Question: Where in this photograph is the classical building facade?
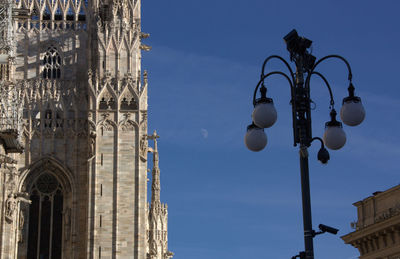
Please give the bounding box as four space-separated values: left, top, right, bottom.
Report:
0 0 173 258
342 184 400 259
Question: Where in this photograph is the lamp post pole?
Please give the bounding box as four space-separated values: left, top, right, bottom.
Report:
245 29 366 259
293 47 314 259
299 147 314 259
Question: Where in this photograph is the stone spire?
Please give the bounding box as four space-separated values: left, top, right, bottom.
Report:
148 130 161 205
147 131 174 259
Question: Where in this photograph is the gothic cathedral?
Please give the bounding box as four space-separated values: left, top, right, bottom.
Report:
0 0 173 258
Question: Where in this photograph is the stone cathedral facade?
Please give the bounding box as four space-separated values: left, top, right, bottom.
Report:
0 0 173 258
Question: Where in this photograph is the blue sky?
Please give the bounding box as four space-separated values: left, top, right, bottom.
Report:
141 1 400 258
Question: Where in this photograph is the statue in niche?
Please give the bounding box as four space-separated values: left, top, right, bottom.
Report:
5 194 17 221
139 135 148 161
140 112 148 132
88 131 96 159
5 193 31 223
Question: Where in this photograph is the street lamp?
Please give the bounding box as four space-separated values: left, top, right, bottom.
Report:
244 29 365 259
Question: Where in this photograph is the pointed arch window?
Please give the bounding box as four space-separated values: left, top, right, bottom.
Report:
27 173 63 259
43 46 61 79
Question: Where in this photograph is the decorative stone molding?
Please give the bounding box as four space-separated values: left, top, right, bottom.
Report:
374 205 400 224
342 185 400 258
14 0 88 33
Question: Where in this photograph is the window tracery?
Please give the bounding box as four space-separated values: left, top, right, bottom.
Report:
42 46 61 79
27 173 63 259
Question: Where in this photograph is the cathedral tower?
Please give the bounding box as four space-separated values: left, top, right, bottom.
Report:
0 0 172 258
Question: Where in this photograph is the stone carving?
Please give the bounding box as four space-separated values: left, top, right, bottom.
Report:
5 167 17 194
149 241 157 257
14 0 88 33
140 44 152 51
164 250 174 259
88 131 96 159
5 195 17 221
88 69 93 84
103 71 112 84
140 111 148 132
120 113 135 131
140 134 148 162
0 154 17 165
0 82 24 134
5 193 31 223
13 79 89 140
140 32 150 39
98 113 114 131
122 72 135 86
374 203 400 224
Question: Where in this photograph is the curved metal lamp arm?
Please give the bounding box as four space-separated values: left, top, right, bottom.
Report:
310 137 330 164
261 55 296 83
310 71 335 108
253 71 294 106
310 54 353 81
304 55 353 107
310 137 325 149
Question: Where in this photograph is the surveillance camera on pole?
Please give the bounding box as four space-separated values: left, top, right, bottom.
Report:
312 223 339 237
319 224 339 235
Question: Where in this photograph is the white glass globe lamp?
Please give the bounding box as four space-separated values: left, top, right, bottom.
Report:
244 124 267 152
340 83 365 126
252 101 277 128
323 109 346 150
252 85 277 128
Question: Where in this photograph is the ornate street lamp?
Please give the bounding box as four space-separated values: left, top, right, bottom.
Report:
244 29 365 259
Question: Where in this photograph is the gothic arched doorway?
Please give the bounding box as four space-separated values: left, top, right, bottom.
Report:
26 172 64 259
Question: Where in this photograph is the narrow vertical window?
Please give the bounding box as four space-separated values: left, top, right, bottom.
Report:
43 46 61 79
